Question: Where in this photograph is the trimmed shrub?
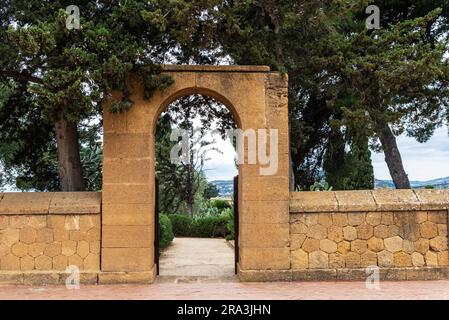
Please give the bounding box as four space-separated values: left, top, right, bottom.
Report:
159 214 174 249
169 214 193 237
191 214 230 238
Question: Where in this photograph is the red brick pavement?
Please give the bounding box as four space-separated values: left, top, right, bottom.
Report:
1 280 449 300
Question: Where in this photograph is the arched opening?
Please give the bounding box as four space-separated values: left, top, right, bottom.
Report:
154 92 240 281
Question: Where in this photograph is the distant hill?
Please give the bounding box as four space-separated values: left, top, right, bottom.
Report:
375 177 449 189
211 180 234 197
212 177 449 196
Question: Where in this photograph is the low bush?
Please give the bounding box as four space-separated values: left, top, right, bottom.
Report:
165 210 234 239
191 213 230 238
159 214 174 249
169 214 192 237
210 199 232 210
224 208 235 240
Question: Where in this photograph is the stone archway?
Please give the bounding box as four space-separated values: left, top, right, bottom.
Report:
101 65 290 283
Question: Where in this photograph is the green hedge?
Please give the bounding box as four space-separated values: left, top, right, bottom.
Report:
191 215 229 238
169 214 192 236
159 214 174 249
167 212 233 238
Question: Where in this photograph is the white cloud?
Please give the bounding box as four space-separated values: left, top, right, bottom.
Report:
372 126 449 181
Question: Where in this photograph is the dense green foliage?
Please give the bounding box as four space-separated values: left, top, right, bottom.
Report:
203 183 220 199
168 211 233 239
1 1 449 195
158 214 174 249
156 95 235 215
168 214 193 237
212 0 449 189
1 0 219 190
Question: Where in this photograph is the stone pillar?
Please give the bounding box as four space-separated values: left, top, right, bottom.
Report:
100 86 156 283
238 73 291 281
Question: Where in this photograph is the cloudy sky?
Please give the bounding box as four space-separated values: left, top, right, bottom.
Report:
203 125 449 182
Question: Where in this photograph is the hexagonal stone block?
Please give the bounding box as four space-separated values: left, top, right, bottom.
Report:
381 212 394 225
345 252 361 268
9 216 29 228
53 254 68 270
20 255 35 270
411 252 425 267
356 224 374 240
360 251 377 267
332 213 348 227
415 212 428 224
402 240 415 254
291 221 308 234
11 242 28 258
1 228 19 246
302 214 319 226
19 227 37 244
329 253 345 268
36 228 54 243
28 242 45 257
44 242 62 258
320 239 337 253
84 253 100 270
351 239 368 255
89 241 101 254
388 225 399 237
309 251 328 269
327 226 344 243
338 241 351 255
306 224 327 240
373 225 389 239
28 216 47 228
68 254 83 268
394 252 412 267
384 236 403 253
420 221 438 239
77 241 90 258
318 214 333 227
367 237 384 253
414 239 430 254
343 226 357 241
366 212 382 226
425 251 438 266
302 238 320 253
291 249 308 269
291 234 306 250
377 250 394 267
61 240 77 256
35 255 52 270
429 236 448 252
347 213 366 226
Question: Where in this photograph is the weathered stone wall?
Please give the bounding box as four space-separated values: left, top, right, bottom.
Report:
0 192 101 284
290 190 449 280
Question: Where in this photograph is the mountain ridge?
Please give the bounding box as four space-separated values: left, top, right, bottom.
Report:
211 177 449 196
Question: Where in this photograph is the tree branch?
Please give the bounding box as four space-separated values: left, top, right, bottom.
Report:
0 70 43 84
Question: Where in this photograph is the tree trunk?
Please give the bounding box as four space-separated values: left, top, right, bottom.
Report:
376 122 411 189
54 115 85 191
187 202 193 218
